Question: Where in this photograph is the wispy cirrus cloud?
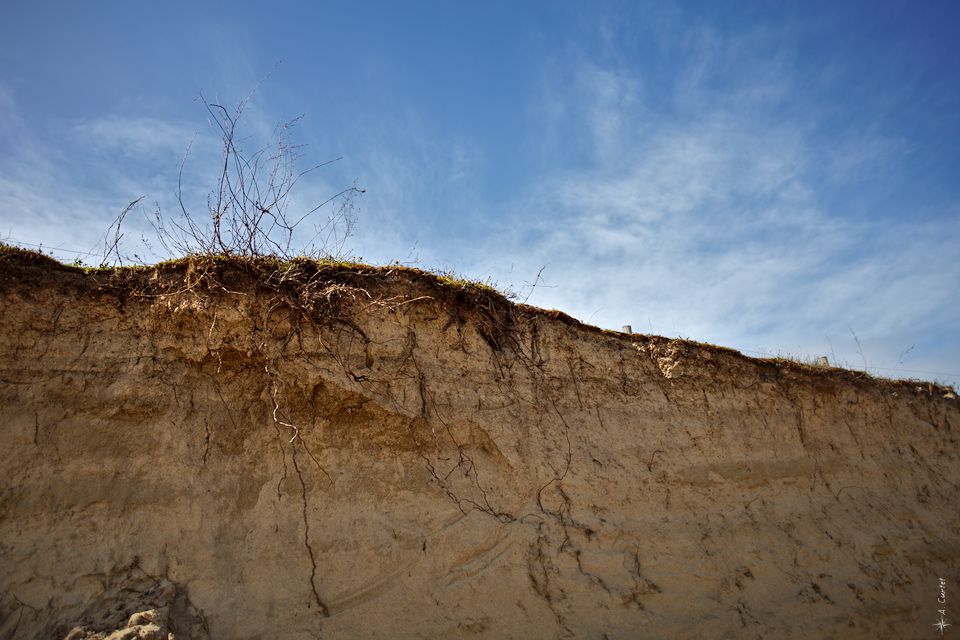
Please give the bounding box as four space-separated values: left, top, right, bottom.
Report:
446 17 960 387
0 88 359 262
0 88 209 260
72 116 196 158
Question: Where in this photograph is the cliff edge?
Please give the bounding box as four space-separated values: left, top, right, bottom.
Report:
1 248 957 639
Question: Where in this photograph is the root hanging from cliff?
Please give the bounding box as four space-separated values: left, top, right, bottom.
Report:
395 328 518 524
291 445 330 618
526 532 574 638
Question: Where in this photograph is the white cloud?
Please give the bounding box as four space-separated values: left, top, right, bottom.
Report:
72 116 196 158
453 26 960 388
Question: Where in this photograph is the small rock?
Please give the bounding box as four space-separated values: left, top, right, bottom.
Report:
128 609 160 626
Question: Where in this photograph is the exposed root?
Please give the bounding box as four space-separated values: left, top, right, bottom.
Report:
535 401 574 517
290 446 330 617
526 533 574 638
402 328 515 523
623 545 661 608
270 379 300 444
201 418 211 465
300 439 332 484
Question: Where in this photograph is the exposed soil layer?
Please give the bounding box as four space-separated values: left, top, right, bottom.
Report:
1 248 957 639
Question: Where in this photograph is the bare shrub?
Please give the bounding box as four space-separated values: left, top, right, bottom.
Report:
110 88 364 265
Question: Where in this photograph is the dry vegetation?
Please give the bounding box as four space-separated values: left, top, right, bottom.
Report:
1 242 953 399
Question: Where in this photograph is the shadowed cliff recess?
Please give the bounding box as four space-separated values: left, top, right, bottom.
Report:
0 246 957 639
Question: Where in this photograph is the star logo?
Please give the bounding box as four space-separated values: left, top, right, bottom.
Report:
934 616 951 635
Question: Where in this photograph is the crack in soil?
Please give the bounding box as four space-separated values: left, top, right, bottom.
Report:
291 445 329 617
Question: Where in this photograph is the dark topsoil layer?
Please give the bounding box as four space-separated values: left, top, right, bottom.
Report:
1 243 955 397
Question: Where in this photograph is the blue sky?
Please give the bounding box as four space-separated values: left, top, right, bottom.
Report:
2 1 959 387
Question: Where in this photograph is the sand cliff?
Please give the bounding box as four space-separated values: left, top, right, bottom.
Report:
0 249 957 639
